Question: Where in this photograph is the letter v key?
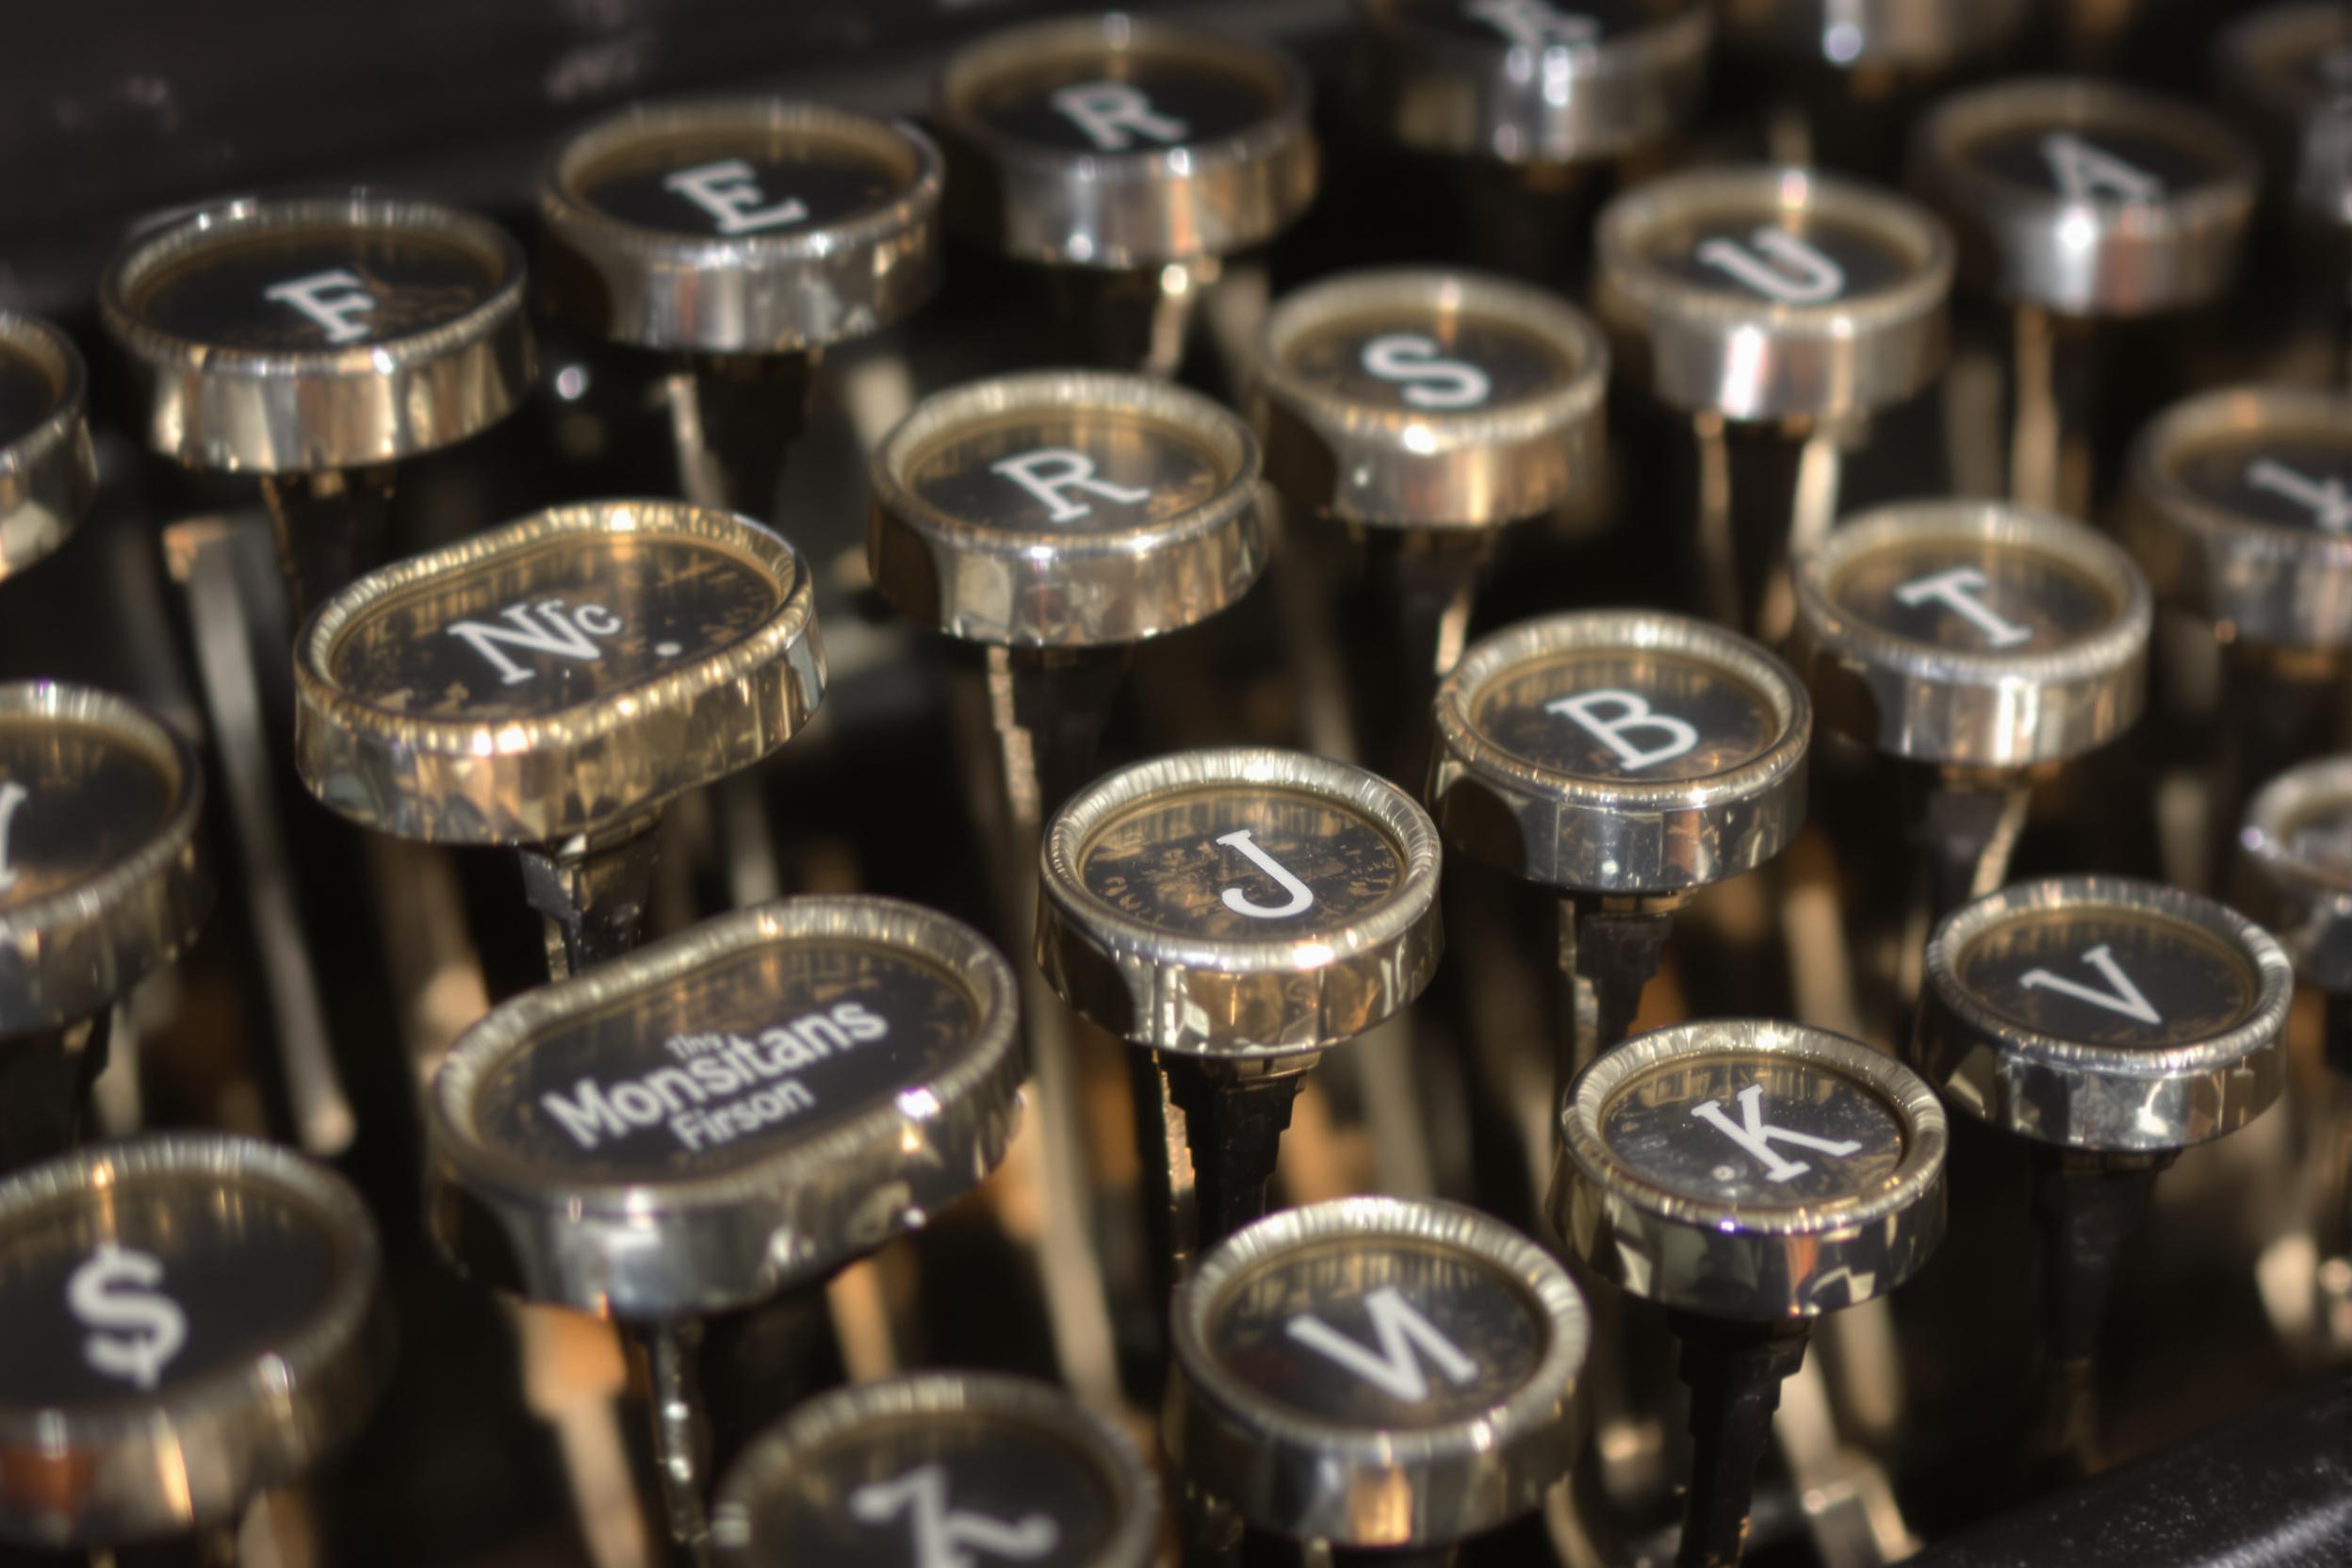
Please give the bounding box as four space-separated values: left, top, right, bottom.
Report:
2017 944 2161 1025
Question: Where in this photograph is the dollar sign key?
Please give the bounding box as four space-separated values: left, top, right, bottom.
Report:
67 1242 188 1391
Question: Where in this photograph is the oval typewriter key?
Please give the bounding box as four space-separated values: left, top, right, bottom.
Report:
432 895 1022 1562
1429 611 1810 1082
1912 79 2257 515
2127 385 2352 871
1255 268 1609 760
540 98 944 518
0 683 210 1171
0 1133 390 1551
1168 1196 1586 1558
1039 749 1443 1272
934 14 1317 373
1790 499 2150 913
1354 0 1713 168
712 1371 1156 1568
1595 165 1952 630
295 498 823 978
1917 877 2291 1471
0 313 96 583
1552 1019 1947 1568
101 191 532 615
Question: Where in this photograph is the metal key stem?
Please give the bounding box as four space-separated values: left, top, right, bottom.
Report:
256 465 399 626
625 1319 714 1568
2030 1148 2172 1480
671 351 815 521
0 1010 110 1174
1559 895 1681 1087
519 810 667 981
1669 1314 1814 1568
1045 257 1219 379
1909 766 2034 921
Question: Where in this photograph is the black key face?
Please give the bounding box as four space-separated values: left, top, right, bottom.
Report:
2165 432 2352 536
906 411 1227 536
967 57 1277 155
735 1411 1116 1568
324 534 786 724
574 127 907 238
1829 542 2118 655
1280 310 1578 413
1640 210 1917 303
1203 1237 1547 1428
1956 907 2260 1050
1381 0 1687 47
0 716 178 913
1600 1054 1907 1208
126 226 505 351
1466 648 1784 783
1955 124 2230 204
470 939 977 1182
1076 787 1407 939
0 337 60 451
2282 797 2352 889
0 1174 339 1408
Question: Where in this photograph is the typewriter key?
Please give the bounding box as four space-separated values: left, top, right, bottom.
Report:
295 498 824 979
712 1370 1156 1568
1357 0 1710 169
0 312 96 584
2127 385 2352 872
1430 612 1810 1084
934 14 1317 374
1167 1196 1586 1560
2219 4 2352 378
2245 758 2352 1073
1039 749 1443 1277
872 369 1266 820
1595 165 1952 632
1789 500 2150 914
1552 1019 1947 1568
1254 267 1609 765
540 98 943 518
0 683 210 1171
431 895 1023 1564
0 1133 390 1552
1917 876 2292 1469
101 191 533 616
1912 79 2258 514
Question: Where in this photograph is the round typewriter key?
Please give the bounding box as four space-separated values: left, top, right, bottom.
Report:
0 1133 390 1550
1917 876 2290 1469
1354 0 1712 168
712 1371 1156 1568
540 98 944 518
1168 1196 1586 1553
0 313 96 584
1255 269 1609 766
295 498 824 978
0 683 210 1171
1039 749 1442 1272
872 369 1266 816
2128 386 2352 873
2244 757 2352 1071
935 14 1317 372
1430 612 1810 1081
1595 165 1952 630
433 895 1022 1562
1720 0 2027 77
1912 79 2257 515
1791 500 2150 913
101 191 533 615
1552 1019 1946 1567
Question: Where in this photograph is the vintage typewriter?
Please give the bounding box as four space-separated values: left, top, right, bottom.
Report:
1 1 2348 1564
